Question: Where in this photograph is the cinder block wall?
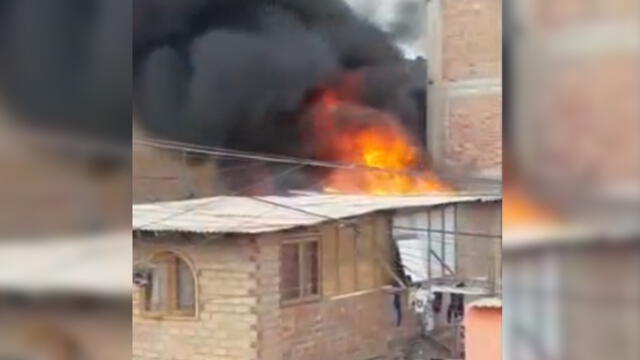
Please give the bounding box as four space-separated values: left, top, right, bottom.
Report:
133 235 259 360
255 230 421 360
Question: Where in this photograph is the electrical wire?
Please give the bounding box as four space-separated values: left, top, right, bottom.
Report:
135 137 503 188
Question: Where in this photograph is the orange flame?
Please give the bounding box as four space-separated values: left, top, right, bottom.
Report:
310 89 451 195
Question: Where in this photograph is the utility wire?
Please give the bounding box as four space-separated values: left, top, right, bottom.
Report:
135 138 502 188
135 160 271 181
249 197 500 240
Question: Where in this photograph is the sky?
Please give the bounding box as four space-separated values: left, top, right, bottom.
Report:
345 0 426 59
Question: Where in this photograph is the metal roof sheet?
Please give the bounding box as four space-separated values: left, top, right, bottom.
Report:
0 232 131 297
133 194 500 234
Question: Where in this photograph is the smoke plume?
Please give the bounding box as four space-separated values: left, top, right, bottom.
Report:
134 0 427 157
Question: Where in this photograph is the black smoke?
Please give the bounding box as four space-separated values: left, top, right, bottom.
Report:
0 0 131 147
134 0 427 157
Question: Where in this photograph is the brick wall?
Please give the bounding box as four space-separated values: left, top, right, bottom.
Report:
254 233 283 360
133 143 222 203
133 235 259 360
255 230 421 360
134 225 422 360
426 0 502 179
442 0 502 82
445 94 502 172
277 292 418 360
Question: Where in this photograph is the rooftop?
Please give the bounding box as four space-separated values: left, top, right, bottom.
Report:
133 194 500 234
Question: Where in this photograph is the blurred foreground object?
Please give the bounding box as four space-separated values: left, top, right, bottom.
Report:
507 0 640 223
0 1 131 359
504 0 640 357
503 0 640 360
0 0 131 143
0 125 131 237
0 0 131 237
503 221 640 360
0 232 132 360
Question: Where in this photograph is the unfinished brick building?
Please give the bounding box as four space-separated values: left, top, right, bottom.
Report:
132 194 500 360
424 0 502 178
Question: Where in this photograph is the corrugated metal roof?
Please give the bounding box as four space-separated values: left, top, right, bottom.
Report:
133 194 500 234
0 232 131 297
468 297 502 309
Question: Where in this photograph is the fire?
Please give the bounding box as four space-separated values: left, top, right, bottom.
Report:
309 86 450 195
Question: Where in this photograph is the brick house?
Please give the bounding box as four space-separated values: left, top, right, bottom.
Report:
132 194 500 360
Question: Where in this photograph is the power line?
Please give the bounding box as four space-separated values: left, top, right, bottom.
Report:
136 168 335 252
134 138 502 188
250 197 500 239
136 138 365 171
135 159 274 181
393 225 501 239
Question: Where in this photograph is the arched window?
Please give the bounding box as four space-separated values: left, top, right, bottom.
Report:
143 251 196 317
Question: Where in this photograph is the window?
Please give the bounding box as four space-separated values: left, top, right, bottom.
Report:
281 235 320 304
143 252 196 317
